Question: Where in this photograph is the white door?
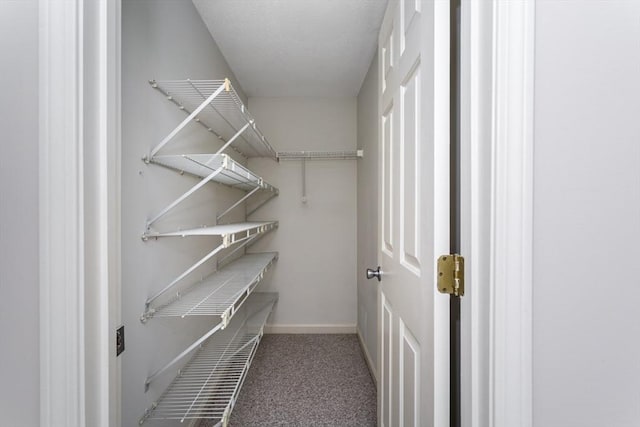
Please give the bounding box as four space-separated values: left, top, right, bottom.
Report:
376 0 450 426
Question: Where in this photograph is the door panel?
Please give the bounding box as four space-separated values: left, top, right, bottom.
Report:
377 0 450 425
382 106 394 255
400 319 420 427
400 64 421 274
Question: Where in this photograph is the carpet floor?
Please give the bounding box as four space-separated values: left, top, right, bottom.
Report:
199 334 377 427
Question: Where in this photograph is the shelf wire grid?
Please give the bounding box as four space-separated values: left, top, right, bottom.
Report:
145 221 278 239
148 252 277 320
151 153 278 193
140 293 277 425
150 79 276 159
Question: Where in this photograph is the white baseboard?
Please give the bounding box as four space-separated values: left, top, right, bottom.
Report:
263 324 356 334
357 328 378 386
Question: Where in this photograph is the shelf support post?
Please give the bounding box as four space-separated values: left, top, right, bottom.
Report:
217 186 261 222
144 163 226 231
246 191 279 217
144 321 226 392
214 122 251 156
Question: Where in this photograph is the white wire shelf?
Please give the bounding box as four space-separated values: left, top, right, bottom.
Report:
150 153 278 193
143 222 277 311
140 292 277 425
142 252 277 322
149 79 276 159
144 221 277 240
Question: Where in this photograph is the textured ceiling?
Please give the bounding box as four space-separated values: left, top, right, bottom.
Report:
192 0 388 97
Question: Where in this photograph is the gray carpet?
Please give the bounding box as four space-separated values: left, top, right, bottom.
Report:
201 334 377 426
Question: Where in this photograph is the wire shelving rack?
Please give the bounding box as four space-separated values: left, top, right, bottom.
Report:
142 252 277 323
140 292 277 426
145 153 278 229
148 79 276 159
140 77 280 426
143 222 277 313
151 153 278 192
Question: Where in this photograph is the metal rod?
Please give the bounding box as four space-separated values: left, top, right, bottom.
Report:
146 165 225 229
223 334 261 425
188 78 269 158
214 122 251 156
246 191 278 217
145 243 225 308
149 83 226 158
149 80 225 142
217 186 261 222
145 321 226 391
181 329 253 421
187 79 244 151
222 87 274 157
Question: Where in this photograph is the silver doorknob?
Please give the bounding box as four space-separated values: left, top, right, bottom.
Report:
366 266 382 281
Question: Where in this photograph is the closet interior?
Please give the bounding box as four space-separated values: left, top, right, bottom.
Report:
121 1 385 426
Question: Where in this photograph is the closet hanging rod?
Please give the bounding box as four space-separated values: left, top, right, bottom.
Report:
276 150 363 161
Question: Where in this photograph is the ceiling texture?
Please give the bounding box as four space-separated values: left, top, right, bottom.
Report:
193 0 388 97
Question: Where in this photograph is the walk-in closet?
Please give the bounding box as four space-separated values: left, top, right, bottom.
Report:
121 1 386 425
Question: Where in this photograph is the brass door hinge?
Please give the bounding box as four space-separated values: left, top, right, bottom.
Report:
437 254 465 297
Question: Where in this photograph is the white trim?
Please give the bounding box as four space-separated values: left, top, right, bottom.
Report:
461 1 494 426
39 0 86 425
263 324 357 334
357 328 378 385
489 1 534 427
39 1 122 426
82 1 122 426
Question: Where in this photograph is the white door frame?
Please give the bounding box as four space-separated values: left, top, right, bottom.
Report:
38 0 534 425
39 0 121 426
461 1 535 426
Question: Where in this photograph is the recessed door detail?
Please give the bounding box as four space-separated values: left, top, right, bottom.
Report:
400 64 421 274
382 106 394 256
381 296 394 427
383 30 393 90
400 320 421 427
401 0 420 53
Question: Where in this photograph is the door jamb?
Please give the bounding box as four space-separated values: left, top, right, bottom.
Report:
460 1 535 426
39 1 122 426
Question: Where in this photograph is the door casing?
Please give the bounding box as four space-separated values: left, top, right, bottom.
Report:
38 1 536 426
38 0 122 426
460 1 535 427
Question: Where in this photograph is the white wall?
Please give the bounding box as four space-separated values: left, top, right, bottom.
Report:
0 1 40 425
247 97 358 330
121 1 249 425
533 2 640 426
356 53 379 377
